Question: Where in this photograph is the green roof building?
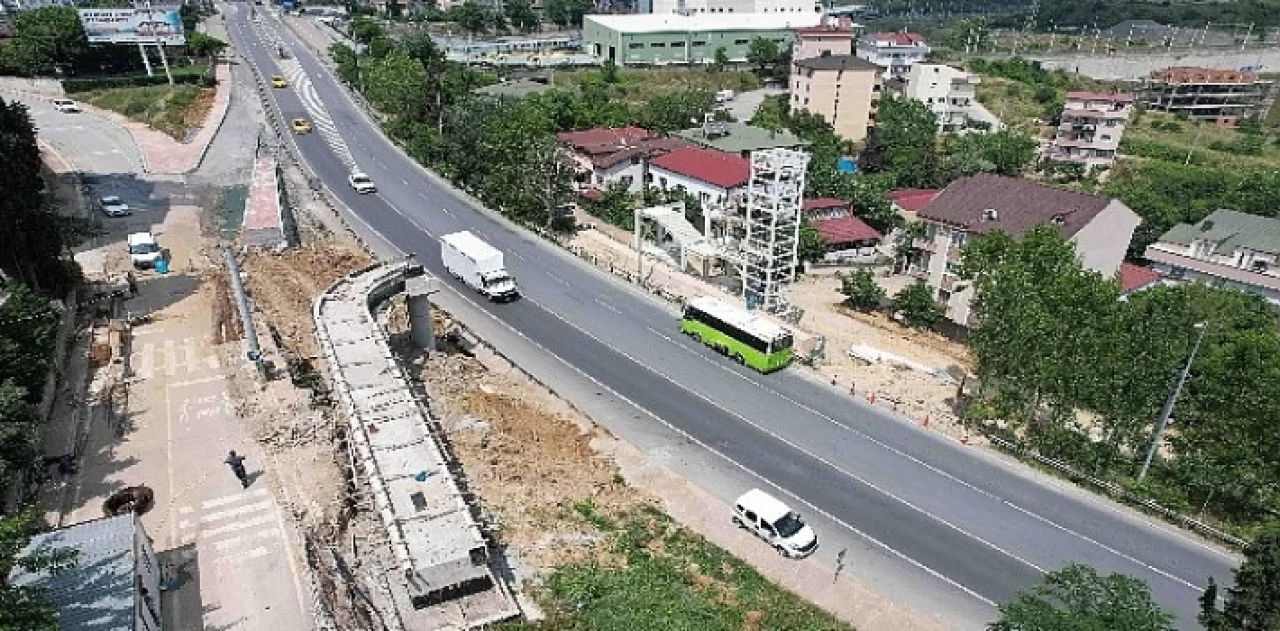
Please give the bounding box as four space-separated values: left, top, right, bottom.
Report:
1145 208 1280 306
583 13 824 67
674 121 808 158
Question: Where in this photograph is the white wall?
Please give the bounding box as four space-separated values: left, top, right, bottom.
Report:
1070 199 1140 276
648 165 743 207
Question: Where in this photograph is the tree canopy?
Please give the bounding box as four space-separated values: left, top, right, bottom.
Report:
991 564 1175 631
1202 529 1280 630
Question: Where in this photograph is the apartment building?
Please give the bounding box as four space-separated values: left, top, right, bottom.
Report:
1133 66 1275 126
900 63 980 131
1144 209 1280 306
790 52 882 142
910 174 1140 325
1047 91 1135 168
855 31 930 77
792 23 854 60
557 126 693 194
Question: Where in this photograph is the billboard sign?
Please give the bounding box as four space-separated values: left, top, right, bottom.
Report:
79 8 186 46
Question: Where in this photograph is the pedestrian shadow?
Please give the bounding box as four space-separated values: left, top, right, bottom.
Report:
244 470 264 488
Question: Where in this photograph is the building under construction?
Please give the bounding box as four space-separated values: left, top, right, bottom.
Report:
1131 66 1275 126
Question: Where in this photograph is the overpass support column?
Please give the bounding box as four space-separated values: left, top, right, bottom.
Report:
406 275 442 353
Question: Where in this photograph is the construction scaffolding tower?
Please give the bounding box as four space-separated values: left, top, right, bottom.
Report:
739 148 810 312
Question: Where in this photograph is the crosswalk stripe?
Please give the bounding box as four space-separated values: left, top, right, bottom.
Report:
200 500 274 523
202 488 271 509
213 528 281 551
215 546 271 564
201 514 278 538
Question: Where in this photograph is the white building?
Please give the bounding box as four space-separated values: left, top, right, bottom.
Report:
649 0 821 14
856 31 930 77
901 63 980 131
1145 209 1280 307
648 146 750 208
557 126 694 194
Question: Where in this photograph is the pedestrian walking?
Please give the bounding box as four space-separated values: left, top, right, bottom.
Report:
125 271 138 297
225 450 250 489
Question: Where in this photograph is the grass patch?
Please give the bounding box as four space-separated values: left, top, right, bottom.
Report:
1123 110 1280 169
512 503 851 631
553 66 761 108
78 84 215 140
973 77 1056 136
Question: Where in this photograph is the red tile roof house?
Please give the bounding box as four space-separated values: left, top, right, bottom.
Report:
556 126 693 196
911 174 1141 326
1117 262 1165 298
648 146 751 210
803 198 883 259
887 188 941 221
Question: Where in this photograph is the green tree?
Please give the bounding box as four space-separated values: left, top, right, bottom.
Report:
362 48 429 122
504 0 540 33
0 511 71 630
349 16 385 45
798 219 825 263
185 31 228 61
600 57 619 84
991 564 1175 631
712 46 730 72
861 95 940 188
891 281 944 329
1201 529 1280 630
942 129 1038 180
0 7 89 76
448 1 489 34
0 284 59 400
544 0 593 28
745 36 779 77
749 93 788 131
330 43 361 88
839 269 885 311
586 181 637 229
640 90 713 132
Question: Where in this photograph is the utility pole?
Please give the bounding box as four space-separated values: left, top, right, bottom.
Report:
1138 322 1208 482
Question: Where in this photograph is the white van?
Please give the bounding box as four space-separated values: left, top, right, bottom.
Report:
127 232 163 269
52 99 81 113
732 489 818 558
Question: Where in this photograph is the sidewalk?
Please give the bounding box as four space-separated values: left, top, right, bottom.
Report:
49 202 308 629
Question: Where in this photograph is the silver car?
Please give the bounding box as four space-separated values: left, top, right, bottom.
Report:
99 196 132 217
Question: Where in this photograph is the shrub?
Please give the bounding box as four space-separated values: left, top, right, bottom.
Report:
62 72 214 94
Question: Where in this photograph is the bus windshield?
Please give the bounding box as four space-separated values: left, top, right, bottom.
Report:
771 333 794 353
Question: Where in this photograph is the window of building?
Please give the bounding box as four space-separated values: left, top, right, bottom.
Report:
693 40 707 47
651 42 665 48
1100 134 1112 141
803 97 809 105
734 39 749 45
628 43 644 49
671 41 685 48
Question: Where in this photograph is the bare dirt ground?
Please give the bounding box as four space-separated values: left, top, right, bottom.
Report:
568 228 978 442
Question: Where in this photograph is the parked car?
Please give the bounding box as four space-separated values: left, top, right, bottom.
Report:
52 99 81 113
348 171 376 194
271 76 287 88
291 118 312 134
732 489 818 558
127 232 163 269
99 196 131 217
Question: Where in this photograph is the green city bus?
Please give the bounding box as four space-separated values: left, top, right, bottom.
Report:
681 295 794 373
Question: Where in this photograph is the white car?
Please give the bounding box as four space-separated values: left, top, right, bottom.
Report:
348 172 376 194
127 232 163 269
732 489 819 558
52 99 81 113
99 196 132 217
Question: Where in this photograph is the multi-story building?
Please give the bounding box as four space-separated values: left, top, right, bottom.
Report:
557 126 693 194
790 52 882 142
900 63 980 131
1132 66 1275 126
910 174 1140 325
648 0 821 13
1144 209 1280 306
583 13 824 66
1047 91 1134 168
792 22 854 60
648 146 751 208
674 120 807 159
855 31 930 77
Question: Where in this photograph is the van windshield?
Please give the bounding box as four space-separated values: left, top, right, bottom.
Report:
774 512 805 538
482 274 511 288
130 243 158 255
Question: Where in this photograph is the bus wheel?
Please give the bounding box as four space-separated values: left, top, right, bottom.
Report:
733 353 745 364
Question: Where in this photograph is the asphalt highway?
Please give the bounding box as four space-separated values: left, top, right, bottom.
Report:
224 6 1238 627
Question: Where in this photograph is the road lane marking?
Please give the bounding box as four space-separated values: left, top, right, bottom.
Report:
642 325 1221 588
429 285 998 607
594 298 621 315
440 207 454 217
200 500 274 523
169 375 224 389
201 514 278 538
202 488 271 509
547 272 570 286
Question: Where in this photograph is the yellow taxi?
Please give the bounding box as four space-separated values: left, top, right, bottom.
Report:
271 75 287 88
291 118 312 134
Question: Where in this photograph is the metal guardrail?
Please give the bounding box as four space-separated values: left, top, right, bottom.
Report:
985 434 1249 550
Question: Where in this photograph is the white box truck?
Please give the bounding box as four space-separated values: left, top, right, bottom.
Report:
440 231 519 302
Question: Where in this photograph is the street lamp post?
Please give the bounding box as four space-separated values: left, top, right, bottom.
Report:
1137 321 1209 482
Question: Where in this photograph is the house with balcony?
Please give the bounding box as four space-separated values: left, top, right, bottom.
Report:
1048 91 1134 168
855 31 930 78
792 22 854 60
557 126 694 195
910 174 1140 325
648 146 751 208
900 64 980 131
1144 209 1280 306
803 198 881 259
